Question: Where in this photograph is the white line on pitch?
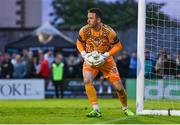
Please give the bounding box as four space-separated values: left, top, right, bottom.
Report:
97 116 135 124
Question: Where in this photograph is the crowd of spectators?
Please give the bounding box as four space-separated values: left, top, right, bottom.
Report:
0 49 136 80
1 48 180 80
0 49 83 79
145 48 180 79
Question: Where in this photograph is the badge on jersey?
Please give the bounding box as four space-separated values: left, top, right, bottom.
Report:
94 37 101 46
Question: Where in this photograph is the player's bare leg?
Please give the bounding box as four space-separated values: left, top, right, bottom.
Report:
83 71 102 117
112 80 134 116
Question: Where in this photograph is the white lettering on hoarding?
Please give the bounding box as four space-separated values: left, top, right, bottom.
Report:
0 79 44 99
145 80 180 99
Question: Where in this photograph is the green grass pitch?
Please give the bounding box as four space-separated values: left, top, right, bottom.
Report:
0 99 179 124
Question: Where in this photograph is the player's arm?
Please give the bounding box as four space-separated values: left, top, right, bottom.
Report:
76 28 87 58
76 39 85 53
108 41 122 56
76 28 93 62
76 29 94 66
102 30 123 58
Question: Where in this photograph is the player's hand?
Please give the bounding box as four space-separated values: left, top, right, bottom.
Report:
101 52 110 59
93 58 104 67
81 51 91 59
92 52 109 67
80 51 93 66
92 53 105 67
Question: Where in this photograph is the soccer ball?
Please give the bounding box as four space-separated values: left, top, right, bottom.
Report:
85 51 104 67
87 51 100 64
37 32 53 44
90 51 100 60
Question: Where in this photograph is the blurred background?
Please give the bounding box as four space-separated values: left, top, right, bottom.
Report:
0 0 179 99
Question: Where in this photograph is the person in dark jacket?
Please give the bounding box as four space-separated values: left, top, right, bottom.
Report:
22 49 36 78
1 53 13 78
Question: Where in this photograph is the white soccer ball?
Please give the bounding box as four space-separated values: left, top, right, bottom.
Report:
85 51 104 67
91 51 100 60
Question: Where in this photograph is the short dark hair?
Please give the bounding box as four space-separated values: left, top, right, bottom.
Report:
88 8 103 20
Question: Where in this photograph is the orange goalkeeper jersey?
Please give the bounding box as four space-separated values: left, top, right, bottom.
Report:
77 24 121 54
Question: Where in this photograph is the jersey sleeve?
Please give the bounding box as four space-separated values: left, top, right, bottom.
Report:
78 28 85 43
108 29 120 45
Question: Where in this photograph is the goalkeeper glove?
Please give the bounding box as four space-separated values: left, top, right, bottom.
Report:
102 52 110 59
81 51 87 59
92 52 106 67
93 58 105 67
80 51 93 66
92 52 109 67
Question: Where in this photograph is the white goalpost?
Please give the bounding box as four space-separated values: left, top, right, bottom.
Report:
136 0 145 115
136 0 180 116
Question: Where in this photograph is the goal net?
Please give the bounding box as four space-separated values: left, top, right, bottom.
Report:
137 0 180 116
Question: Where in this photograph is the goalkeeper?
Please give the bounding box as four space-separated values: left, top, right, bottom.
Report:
76 8 134 117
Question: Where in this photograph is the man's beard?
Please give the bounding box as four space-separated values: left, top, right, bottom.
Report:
91 22 99 29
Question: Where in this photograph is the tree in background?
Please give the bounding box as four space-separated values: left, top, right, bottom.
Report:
50 0 177 30
50 0 138 30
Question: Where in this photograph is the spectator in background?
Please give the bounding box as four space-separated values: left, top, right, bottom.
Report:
1 53 13 78
51 53 65 98
155 49 166 78
37 51 50 92
75 53 84 78
176 53 180 78
44 49 54 67
145 50 155 78
33 56 39 76
116 51 130 89
22 49 36 78
11 52 17 65
35 49 43 74
29 50 37 77
65 54 77 78
176 53 180 66
12 54 26 78
128 52 137 78
164 54 176 78
116 51 130 78
0 52 4 78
